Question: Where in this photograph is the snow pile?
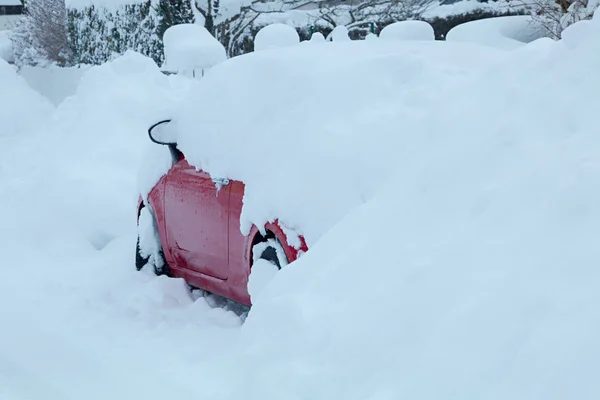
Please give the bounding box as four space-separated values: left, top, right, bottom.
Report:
447 15 545 49
254 23 300 51
329 25 350 41
0 30 13 62
162 23 226 72
309 32 325 43
1 49 239 399
156 41 502 248
225 17 600 400
379 20 435 41
4 51 194 249
0 58 53 138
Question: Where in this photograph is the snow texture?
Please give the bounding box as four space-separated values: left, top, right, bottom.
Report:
379 20 435 41
157 40 503 248
0 58 53 138
2 14 600 400
446 15 546 49
162 23 227 72
19 65 92 105
254 23 300 52
231 17 600 400
0 30 13 62
330 25 350 41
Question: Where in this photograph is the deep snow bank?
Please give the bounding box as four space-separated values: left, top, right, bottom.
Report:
162 41 503 247
3 51 194 250
230 16 600 400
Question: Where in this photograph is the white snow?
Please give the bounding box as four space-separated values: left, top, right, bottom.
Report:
19 64 92 105
446 15 546 49
329 24 350 41
0 58 53 137
254 23 300 52
379 20 435 41
159 40 503 248
309 31 325 42
0 30 13 62
2 12 600 400
162 23 227 73
229 17 600 400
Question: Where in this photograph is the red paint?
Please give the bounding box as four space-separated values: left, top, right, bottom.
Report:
143 156 309 307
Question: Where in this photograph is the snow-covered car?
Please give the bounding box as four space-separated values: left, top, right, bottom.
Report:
136 119 308 306
135 38 502 307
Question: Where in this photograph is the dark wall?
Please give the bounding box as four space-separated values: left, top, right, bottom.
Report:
0 5 24 15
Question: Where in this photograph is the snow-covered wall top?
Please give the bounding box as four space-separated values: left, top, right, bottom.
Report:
0 0 21 6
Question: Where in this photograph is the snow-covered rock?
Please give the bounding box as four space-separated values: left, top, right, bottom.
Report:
379 20 435 41
162 23 226 73
254 23 300 51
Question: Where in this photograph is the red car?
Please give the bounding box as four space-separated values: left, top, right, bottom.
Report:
136 120 308 306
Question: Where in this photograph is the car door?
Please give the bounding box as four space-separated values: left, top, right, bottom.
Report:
163 159 230 280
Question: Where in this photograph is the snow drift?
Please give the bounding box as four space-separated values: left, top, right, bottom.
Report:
160 40 503 247
228 14 600 400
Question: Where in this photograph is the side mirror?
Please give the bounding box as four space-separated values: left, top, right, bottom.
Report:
148 119 177 145
148 119 183 164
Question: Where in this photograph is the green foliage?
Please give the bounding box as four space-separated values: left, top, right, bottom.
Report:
156 0 195 40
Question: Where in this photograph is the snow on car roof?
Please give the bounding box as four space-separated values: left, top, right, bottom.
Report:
165 40 503 246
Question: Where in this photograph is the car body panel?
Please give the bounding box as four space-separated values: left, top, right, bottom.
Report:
142 156 308 307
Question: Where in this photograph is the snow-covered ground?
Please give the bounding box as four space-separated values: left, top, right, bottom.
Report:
2 12 600 400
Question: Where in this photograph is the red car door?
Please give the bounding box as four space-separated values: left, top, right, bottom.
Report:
164 159 231 280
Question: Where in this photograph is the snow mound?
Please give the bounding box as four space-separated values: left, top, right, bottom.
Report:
330 25 350 41
0 59 53 138
254 23 300 51
447 15 545 50
150 41 502 248
162 23 226 72
309 32 325 42
379 20 435 41
0 30 13 63
4 51 194 248
228 19 600 400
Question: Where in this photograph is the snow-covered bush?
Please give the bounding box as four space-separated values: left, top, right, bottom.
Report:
66 2 163 65
10 0 70 66
516 0 599 38
162 23 226 73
